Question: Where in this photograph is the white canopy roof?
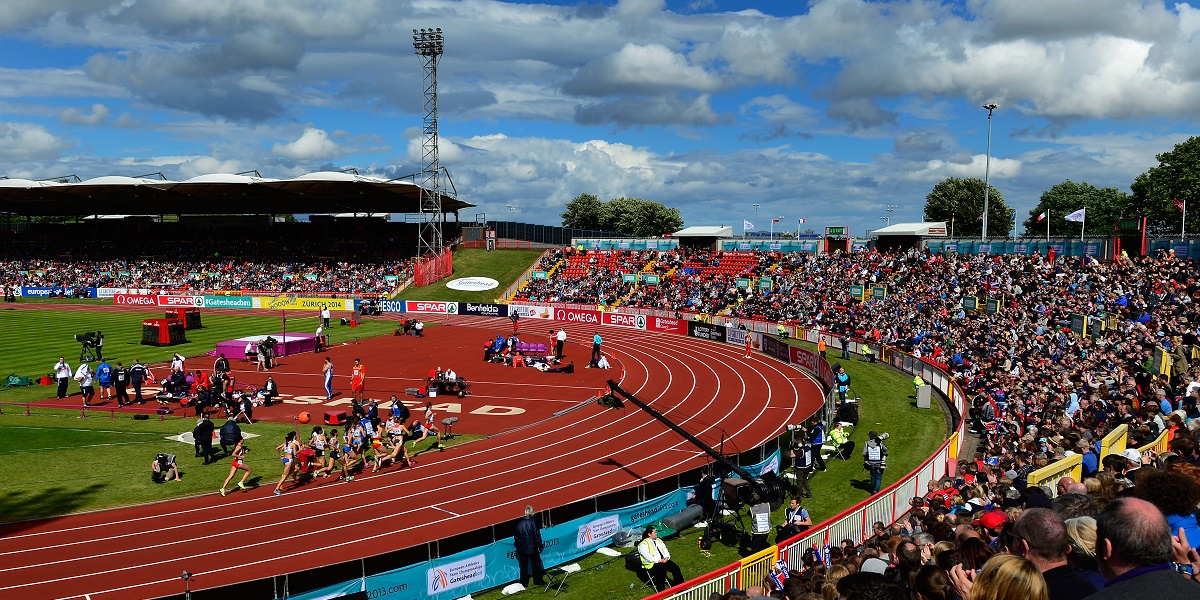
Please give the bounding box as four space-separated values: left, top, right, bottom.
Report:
873 222 948 237
673 225 734 238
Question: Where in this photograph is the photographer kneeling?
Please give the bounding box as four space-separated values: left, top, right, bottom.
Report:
776 495 812 543
151 453 181 483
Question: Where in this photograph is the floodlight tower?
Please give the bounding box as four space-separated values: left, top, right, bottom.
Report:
413 27 445 259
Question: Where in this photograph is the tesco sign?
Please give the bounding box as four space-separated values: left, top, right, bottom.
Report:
157 295 204 307
554 308 600 324
113 294 158 306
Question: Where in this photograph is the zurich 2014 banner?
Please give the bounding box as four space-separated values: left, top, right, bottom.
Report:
289 488 691 600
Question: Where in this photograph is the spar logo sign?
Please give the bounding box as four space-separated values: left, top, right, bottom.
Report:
427 555 486 595
790 346 819 372
554 308 599 324
602 312 646 330
409 301 457 314
577 515 621 548
156 295 204 307
114 294 158 306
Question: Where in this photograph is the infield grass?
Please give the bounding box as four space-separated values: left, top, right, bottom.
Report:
396 248 544 303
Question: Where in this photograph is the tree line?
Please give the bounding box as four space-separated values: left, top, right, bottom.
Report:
924 136 1200 238
559 194 684 237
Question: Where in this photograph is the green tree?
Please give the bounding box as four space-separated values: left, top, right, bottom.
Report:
1130 136 1200 236
1023 181 1130 238
563 194 683 236
560 193 605 229
923 177 1013 238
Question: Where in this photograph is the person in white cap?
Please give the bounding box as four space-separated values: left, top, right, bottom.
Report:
1120 448 1144 482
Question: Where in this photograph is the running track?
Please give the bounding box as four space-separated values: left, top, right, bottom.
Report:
0 314 824 600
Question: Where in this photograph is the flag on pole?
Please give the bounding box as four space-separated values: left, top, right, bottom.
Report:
798 218 806 224
744 220 754 231
1036 211 1047 222
772 218 781 223
1065 208 1086 222
1175 198 1186 211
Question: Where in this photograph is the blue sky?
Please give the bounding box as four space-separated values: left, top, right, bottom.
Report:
1 0 1198 236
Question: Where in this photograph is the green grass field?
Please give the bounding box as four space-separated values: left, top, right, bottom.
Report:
396 248 544 303
0 410 480 522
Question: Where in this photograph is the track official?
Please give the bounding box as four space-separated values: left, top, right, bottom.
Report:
513 505 545 588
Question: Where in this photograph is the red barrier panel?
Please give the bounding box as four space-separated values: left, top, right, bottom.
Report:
414 252 453 287
646 315 687 334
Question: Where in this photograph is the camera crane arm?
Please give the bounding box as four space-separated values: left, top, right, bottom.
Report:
602 380 757 483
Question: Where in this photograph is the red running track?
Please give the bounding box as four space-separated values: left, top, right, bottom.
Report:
0 315 824 600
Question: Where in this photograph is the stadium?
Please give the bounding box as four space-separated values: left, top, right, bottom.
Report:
3 189 1199 599
3 5 1200 600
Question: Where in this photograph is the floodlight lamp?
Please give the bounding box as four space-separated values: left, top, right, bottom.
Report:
983 102 998 111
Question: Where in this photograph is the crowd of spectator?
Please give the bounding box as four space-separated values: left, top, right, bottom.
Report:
0 257 410 295
1 227 416 295
516 245 1200 598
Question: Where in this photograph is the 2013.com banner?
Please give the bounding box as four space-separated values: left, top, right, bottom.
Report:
288 488 692 600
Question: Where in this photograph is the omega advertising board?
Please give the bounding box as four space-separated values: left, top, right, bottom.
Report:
687 321 727 343
552 307 601 325
113 293 159 307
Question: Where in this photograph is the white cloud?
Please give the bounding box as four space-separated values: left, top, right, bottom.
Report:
60 103 111 125
272 127 342 160
0 122 71 160
909 154 1023 182
564 43 721 96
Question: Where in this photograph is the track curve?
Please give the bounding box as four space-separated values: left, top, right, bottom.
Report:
0 315 824 600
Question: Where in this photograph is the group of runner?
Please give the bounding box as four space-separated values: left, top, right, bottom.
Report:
215 398 444 497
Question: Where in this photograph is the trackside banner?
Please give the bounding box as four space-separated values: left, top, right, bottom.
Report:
460 302 508 318
253 296 351 311
157 295 204 307
19 286 95 298
688 321 727 343
406 300 459 315
646 315 687 334
202 295 253 309
552 306 601 325
601 312 645 330
287 488 691 600
113 293 159 307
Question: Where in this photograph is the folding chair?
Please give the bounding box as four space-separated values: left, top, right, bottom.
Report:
640 566 659 592
542 563 580 597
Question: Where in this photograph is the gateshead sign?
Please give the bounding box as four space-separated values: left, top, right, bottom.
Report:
647 316 686 334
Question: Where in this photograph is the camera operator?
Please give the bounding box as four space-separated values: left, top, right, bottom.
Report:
863 431 889 494
151 453 181 483
788 423 814 499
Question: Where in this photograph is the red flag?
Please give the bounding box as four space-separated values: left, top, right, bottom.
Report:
771 218 781 223
1174 198 1185 211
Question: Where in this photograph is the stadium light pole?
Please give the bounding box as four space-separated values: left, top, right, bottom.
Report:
982 102 997 240
752 203 760 234
882 204 898 228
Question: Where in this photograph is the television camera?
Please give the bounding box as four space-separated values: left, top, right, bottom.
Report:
73 331 99 363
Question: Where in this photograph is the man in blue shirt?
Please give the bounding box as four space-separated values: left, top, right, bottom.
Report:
94 359 113 402
588 331 602 368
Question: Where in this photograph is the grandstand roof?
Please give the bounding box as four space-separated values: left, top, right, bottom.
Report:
0 171 473 217
674 225 734 237
873 222 948 237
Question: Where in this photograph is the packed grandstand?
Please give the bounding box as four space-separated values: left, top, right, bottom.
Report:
5 238 1200 597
